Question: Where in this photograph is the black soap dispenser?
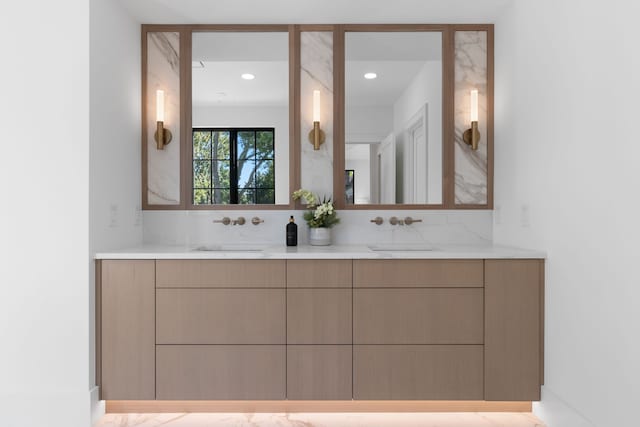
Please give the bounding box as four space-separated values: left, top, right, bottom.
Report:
286 216 298 246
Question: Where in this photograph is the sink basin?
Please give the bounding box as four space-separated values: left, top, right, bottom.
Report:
368 243 434 251
193 245 265 252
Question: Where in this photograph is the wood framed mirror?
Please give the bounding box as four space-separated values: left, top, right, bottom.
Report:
333 25 493 210
142 25 300 210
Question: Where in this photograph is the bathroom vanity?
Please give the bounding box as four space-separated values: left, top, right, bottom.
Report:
95 246 544 405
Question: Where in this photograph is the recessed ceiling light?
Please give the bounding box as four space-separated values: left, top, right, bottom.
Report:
241 73 255 80
364 72 377 80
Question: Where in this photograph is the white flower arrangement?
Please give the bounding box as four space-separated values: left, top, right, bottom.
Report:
292 189 340 228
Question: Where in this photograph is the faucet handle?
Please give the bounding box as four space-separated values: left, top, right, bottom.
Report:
404 217 422 225
251 216 264 225
233 216 246 226
213 217 231 225
370 216 384 225
389 216 403 226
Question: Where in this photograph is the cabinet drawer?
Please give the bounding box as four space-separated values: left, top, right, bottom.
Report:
354 289 483 344
156 289 285 344
156 345 285 400
286 260 352 287
353 259 483 288
287 345 352 400
156 259 285 288
353 345 483 400
287 289 352 344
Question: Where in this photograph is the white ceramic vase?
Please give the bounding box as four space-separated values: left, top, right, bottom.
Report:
309 227 331 246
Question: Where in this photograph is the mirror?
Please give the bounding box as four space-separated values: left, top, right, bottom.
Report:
344 31 442 205
191 32 289 205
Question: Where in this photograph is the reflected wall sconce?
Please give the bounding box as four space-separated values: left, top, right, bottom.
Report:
308 90 325 150
154 89 172 150
463 89 480 151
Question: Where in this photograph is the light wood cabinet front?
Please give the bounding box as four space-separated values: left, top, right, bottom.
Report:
354 288 483 344
156 289 285 344
100 260 155 400
287 345 352 400
287 289 352 344
353 345 484 400
156 345 286 399
485 259 543 401
354 259 483 288
287 260 352 288
156 259 286 288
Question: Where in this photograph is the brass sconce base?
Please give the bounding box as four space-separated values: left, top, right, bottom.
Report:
154 121 173 150
308 121 326 150
463 121 480 151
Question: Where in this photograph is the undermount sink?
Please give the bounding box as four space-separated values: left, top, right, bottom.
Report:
193 245 265 252
368 243 434 251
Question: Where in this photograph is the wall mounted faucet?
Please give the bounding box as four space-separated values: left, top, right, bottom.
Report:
389 216 422 226
213 217 231 225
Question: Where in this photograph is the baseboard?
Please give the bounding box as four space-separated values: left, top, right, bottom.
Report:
533 387 595 427
0 390 91 427
90 386 105 426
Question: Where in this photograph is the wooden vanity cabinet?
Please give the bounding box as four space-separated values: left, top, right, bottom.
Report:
286 260 353 400
98 257 544 402
155 259 287 400
353 259 485 400
98 260 155 400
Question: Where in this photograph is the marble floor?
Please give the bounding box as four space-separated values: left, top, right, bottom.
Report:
97 412 546 427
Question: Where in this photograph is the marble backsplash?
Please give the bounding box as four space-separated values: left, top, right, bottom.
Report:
454 31 488 205
300 32 334 196
146 31 181 205
143 209 492 247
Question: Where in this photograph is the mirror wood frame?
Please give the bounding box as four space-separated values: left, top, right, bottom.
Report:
333 24 493 210
141 24 300 210
141 24 492 211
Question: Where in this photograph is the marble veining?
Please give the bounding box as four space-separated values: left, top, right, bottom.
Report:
300 32 334 197
97 412 546 427
141 210 492 248
454 31 488 205
147 32 181 205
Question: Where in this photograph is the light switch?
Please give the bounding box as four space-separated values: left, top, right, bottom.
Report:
109 204 119 228
520 204 530 228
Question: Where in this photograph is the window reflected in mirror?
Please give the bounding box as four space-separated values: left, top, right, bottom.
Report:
345 32 443 205
192 32 289 205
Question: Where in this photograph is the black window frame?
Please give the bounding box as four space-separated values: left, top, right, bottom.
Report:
192 127 276 205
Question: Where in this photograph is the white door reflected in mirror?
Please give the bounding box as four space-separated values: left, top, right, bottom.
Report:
345 31 442 205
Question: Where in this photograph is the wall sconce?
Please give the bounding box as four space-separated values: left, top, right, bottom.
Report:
154 89 172 150
308 90 325 150
463 89 480 151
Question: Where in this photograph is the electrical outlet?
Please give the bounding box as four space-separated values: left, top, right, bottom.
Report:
109 204 119 228
520 204 530 228
134 204 142 227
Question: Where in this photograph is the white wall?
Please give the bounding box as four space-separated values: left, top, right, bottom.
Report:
193 106 289 204
0 0 91 426
494 0 640 426
393 60 443 204
89 0 143 422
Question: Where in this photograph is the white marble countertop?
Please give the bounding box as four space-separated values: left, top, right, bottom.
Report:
95 244 546 260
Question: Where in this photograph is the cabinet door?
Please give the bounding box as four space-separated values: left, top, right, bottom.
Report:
286 260 352 288
100 260 155 400
354 288 483 344
353 259 483 287
353 345 483 400
156 259 286 288
157 289 285 344
485 260 543 401
287 289 352 344
287 345 352 400
156 345 286 399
